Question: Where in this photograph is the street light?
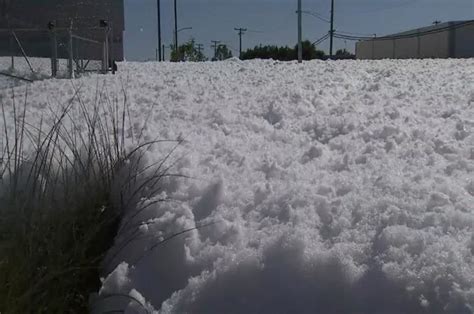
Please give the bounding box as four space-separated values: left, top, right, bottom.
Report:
177 27 192 33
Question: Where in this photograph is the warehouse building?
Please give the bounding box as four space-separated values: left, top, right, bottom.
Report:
356 21 474 60
0 0 124 61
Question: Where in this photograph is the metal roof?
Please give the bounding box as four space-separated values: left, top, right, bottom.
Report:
381 20 474 38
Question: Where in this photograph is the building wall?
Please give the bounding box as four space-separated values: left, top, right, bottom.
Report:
419 31 450 58
455 23 474 58
0 0 124 60
394 37 420 59
373 40 394 59
356 22 473 60
355 40 372 60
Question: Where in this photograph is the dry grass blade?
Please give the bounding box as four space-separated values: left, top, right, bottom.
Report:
0 80 183 313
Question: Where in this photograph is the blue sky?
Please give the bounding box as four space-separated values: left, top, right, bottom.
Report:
124 0 473 61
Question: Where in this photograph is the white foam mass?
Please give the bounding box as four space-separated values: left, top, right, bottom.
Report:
2 58 473 313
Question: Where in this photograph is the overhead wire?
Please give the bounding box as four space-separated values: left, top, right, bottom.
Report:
303 11 330 23
312 33 329 46
336 30 376 37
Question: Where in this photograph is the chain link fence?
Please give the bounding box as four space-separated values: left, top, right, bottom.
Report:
0 22 116 84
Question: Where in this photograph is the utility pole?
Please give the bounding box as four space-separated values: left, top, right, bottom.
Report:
211 40 220 60
157 0 162 61
174 0 179 61
196 43 204 58
329 0 335 59
297 0 302 63
234 27 247 59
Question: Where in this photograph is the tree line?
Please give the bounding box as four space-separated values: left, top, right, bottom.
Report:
171 39 354 62
171 39 232 62
241 40 354 61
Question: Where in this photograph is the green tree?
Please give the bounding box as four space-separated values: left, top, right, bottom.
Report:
241 41 326 61
335 49 355 59
213 44 233 61
294 40 325 60
171 39 207 62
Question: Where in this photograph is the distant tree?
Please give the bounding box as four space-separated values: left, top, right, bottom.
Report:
335 49 355 60
294 40 325 60
241 40 325 61
213 44 233 61
171 39 207 62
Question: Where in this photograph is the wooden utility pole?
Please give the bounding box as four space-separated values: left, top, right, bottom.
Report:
157 0 162 61
174 0 179 60
329 0 335 58
297 0 302 63
196 43 204 57
234 27 247 59
211 40 220 60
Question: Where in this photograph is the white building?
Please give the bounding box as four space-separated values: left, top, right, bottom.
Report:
356 21 474 59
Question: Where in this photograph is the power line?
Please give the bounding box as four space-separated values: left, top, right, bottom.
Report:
312 33 329 46
302 11 330 23
336 30 375 37
333 33 374 41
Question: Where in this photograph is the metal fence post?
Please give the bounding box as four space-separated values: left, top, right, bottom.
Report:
50 30 58 77
105 27 109 73
9 32 15 71
110 24 115 74
68 28 74 79
102 27 108 74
